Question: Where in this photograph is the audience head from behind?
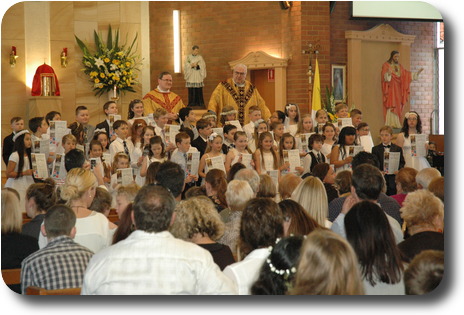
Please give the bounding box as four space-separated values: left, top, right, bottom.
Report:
428 176 444 203
239 198 284 259
227 162 246 182
225 180 254 212
88 187 112 217
170 196 225 242
290 229 364 295
65 149 87 172
60 168 98 207
395 167 418 194
154 161 185 200
278 199 321 237
416 167 441 189
291 176 328 227
278 173 302 200
334 170 352 196
351 164 384 201
311 163 336 185
1 189 22 234
132 185 176 233
400 190 444 237
344 201 404 288
257 174 277 199
42 204 77 240
234 168 260 197
115 183 140 220
351 151 380 169
251 235 305 295
25 178 57 219
404 250 444 295
145 161 161 186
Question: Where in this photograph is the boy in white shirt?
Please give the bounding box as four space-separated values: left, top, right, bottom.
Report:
243 106 262 140
153 107 176 154
302 134 326 174
170 132 199 194
109 120 134 162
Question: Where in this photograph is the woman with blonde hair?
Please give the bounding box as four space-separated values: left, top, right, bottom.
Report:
170 196 235 270
257 174 277 199
398 190 444 263
2 189 39 272
38 168 116 253
290 229 364 295
291 176 331 228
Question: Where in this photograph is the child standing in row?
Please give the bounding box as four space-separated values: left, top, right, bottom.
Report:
254 131 279 175
225 131 253 172
243 106 262 140
372 125 405 195
330 126 357 173
96 101 119 141
314 109 329 134
219 105 237 127
284 103 301 137
321 123 337 162
140 135 167 178
5 130 35 210
2 116 24 166
222 124 237 155
278 133 303 176
109 120 134 162
198 133 225 180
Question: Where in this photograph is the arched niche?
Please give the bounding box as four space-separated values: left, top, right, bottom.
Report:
229 51 288 112
345 24 416 142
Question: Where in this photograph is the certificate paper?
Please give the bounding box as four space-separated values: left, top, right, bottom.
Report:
225 120 243 132
410 134 427 157
337 118 352 129
205 155 226 174
298 133 314 153
239 153 253 169
347 145 364 157
187 151 200 176
117 168 133 186
31 153 48 179
51 153 66 181
49 120 69 153
164 124 180 145
384 151 400 174
283 149 301 173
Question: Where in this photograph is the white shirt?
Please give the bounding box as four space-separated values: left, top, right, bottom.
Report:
81 230 236 295
243 122 255 140
109 137 134 162
223 247 270 295
39 211 115 253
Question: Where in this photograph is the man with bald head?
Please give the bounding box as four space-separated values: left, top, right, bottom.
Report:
208 64 270 125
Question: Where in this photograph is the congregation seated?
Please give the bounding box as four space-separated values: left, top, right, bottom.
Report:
1 103 445 296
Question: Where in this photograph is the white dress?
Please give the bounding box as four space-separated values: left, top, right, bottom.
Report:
130 145 144 187
39 211 115 253
287 124 298 137
260 151 276 174
335 145 351 173
4 152 35 211
321 142 334 163
401 133 431 171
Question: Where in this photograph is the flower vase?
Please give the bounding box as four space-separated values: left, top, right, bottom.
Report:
108 86 119 101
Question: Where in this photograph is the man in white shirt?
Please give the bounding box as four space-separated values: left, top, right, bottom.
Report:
81 185 235 295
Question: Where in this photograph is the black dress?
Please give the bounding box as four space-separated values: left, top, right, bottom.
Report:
197 243 235 270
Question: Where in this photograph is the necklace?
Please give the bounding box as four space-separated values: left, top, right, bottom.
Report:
71 205 87 213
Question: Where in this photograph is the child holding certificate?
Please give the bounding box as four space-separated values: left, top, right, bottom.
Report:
254 131 280 175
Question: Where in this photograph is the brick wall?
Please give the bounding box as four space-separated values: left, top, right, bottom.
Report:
330 1 437 134
148 1 437 133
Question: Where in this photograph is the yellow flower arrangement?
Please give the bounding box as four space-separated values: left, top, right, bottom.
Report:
75 25 141 97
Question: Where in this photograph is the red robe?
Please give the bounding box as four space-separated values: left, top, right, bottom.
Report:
381 62 412 120
31 64 60 96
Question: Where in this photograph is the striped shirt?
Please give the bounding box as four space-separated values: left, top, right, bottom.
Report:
21 236 94 294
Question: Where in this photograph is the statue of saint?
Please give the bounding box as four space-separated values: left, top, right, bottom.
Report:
381 51 423 128
184 45 207 108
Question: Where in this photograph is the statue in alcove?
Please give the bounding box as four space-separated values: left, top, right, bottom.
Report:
184 45 206 108
381 50 423 128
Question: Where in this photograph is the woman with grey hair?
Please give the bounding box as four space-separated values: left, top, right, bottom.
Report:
218 180 254 257
170 196 234 270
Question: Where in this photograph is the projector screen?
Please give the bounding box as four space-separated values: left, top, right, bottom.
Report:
352 1 443 21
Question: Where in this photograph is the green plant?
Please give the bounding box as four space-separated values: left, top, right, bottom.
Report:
75 25 141 97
